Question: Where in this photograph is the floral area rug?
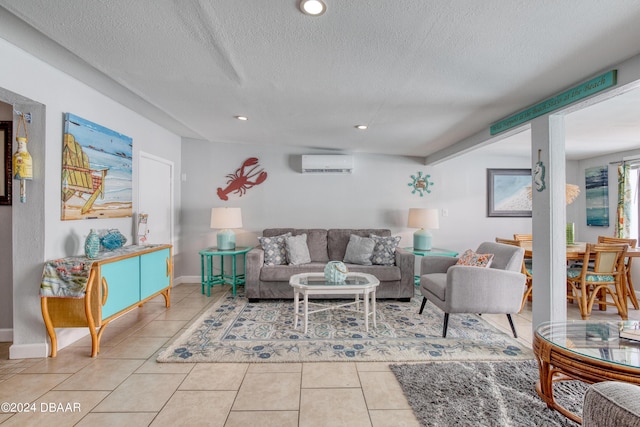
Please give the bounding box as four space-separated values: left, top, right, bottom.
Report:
157 289 534 363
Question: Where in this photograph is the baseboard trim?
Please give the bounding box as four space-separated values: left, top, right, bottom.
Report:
0 328 13 342
175 275 200 285
9 343 48 359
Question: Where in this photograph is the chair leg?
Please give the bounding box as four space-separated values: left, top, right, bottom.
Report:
506 314 518 338
442 313 449 338
419 297 427 314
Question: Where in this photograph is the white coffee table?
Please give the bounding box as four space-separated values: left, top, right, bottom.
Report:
289 272 380 334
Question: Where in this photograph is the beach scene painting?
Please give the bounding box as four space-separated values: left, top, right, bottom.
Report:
487 169 532 217
61 113 132 220
585 165 609 226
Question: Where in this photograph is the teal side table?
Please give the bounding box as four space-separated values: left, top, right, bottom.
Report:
406 247 459 286
199 246 252 297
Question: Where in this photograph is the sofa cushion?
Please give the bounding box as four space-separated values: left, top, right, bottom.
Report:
263 228 329 262
260 263 326 281
343 234 375 265
370 234 401 265
344 264 401 281
258 232 291 265
328 229 391 260
258 263 401 282
285 233 311 265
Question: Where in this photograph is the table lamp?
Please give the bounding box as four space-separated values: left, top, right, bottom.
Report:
408 208 439 251
210 207 243 250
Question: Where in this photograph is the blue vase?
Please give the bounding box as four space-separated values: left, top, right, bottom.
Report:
85 229 100 259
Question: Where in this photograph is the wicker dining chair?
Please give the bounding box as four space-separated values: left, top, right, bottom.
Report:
598 236 639 310
566 243 629 320
496 238 532 312
513 234 532 241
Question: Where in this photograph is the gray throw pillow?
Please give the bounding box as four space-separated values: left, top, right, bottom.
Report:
258 232 292 266
343 234 375 266
285 234 311 265
370 234 401 265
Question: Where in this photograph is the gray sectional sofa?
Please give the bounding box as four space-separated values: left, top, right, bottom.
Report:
245 228 414 302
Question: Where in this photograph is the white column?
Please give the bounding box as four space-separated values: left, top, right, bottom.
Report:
531 115 567 330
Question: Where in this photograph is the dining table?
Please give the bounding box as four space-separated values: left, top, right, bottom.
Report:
517 240 640 313
519 240 640 260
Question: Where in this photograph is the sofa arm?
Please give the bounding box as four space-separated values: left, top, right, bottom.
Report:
395 248 415 291
445 266 525 313
420 256 458 275
245 246 264 299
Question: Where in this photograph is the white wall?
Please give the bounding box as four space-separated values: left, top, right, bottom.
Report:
0 38 182 357
175 138 533 278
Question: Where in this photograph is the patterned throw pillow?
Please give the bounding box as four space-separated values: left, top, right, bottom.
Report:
370 234 401 265
258 232 292 266
343 234 375 266
456 249 494 268
285 234 311 265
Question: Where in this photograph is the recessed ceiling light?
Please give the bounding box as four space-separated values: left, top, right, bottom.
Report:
299 0 326 16
235 116 248 121
355 125 368 130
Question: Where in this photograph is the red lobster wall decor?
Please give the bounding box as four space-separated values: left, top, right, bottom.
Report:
217 157 268 201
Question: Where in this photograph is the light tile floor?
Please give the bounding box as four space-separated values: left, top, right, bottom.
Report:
0 284 638 426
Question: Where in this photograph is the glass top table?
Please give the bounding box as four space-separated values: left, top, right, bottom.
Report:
533 320 640 423
289 273 380 334
536 321 640 368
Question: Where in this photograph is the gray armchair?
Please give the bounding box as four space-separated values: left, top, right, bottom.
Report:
418 242 526 338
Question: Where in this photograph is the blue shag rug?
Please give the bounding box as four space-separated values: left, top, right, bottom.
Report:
391 360 585 426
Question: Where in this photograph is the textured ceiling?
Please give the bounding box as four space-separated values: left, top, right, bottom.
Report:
1 0 640 158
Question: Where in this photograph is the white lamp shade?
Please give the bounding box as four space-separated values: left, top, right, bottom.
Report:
210 207 243 229
407 208 439 230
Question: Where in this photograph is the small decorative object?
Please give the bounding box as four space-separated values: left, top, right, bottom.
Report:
408 171 433 197
137 213 149 244
217 157 267 201
84 229 100 259
100 229 127 250
12 112 33 203
324 261 349 283
533 155 546 193
566 223 575 245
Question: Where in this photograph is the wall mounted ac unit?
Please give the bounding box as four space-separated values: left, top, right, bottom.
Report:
301 155 354 174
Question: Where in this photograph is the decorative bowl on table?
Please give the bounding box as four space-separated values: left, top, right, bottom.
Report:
100 229 127 250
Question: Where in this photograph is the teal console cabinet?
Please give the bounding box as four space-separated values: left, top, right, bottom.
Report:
41 244 172 357
101 256 141 319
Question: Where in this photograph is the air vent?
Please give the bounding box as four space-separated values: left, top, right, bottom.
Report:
301 155 353 174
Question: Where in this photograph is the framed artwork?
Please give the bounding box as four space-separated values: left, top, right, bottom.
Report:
61 113 133 220
487 168 532 217
0 121 11 205
585 165 609 226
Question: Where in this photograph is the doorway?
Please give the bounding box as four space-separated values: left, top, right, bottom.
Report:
138 152 174 245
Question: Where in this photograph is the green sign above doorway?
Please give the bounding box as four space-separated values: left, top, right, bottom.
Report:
490 70 617 135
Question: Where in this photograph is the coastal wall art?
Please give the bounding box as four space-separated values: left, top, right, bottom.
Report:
61 113 133 220
487 168 532 217
585 165 609 226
